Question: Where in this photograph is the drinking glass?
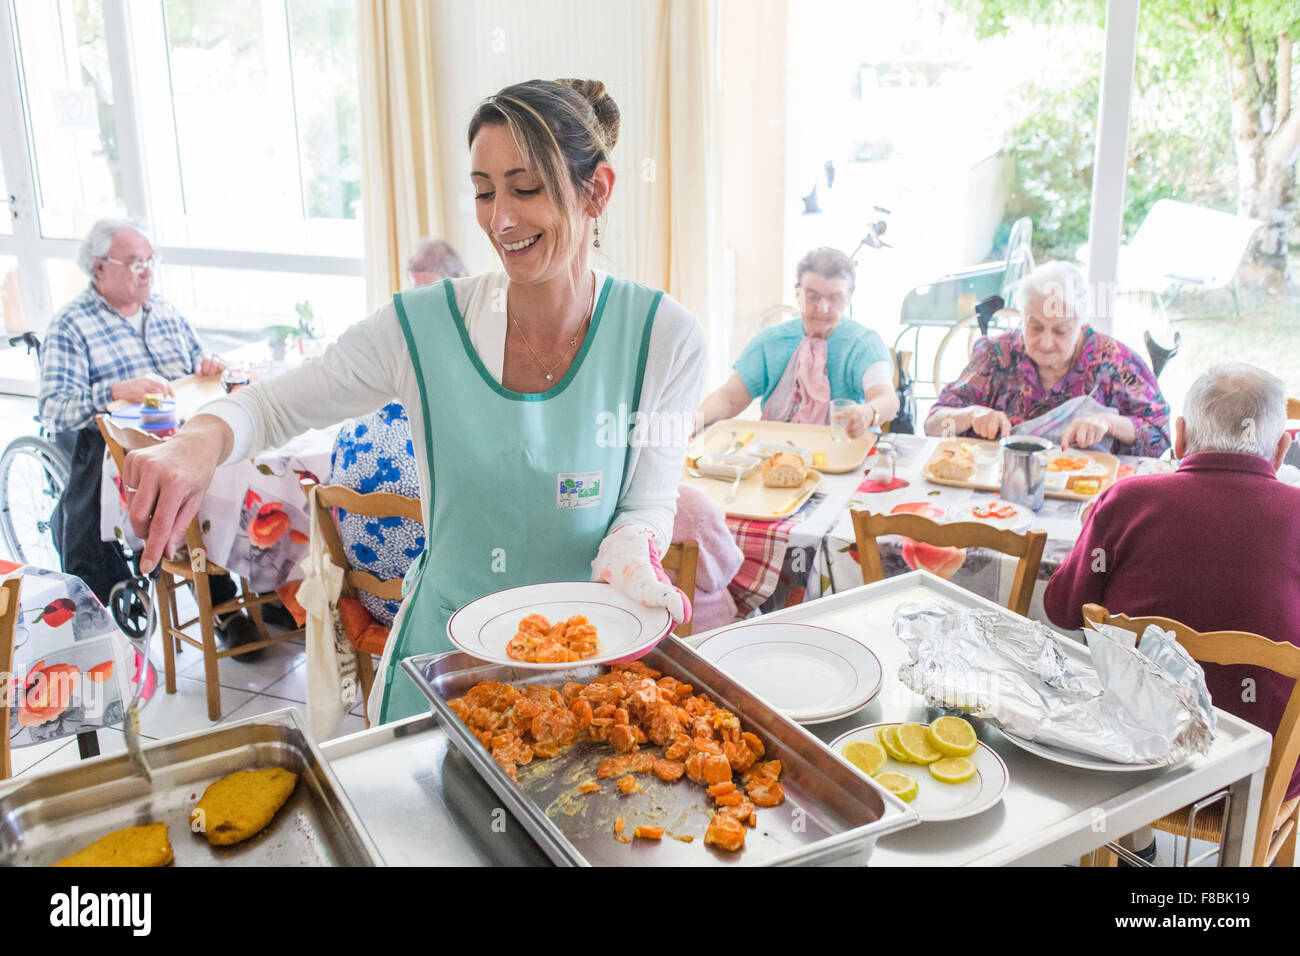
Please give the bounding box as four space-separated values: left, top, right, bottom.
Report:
830 399 855 442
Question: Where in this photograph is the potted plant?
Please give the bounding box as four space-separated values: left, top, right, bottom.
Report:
263 300 319 361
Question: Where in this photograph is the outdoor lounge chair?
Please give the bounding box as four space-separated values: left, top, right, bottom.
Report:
1077 199 1263 317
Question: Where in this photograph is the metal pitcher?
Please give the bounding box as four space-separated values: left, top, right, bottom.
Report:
999 435 1053 510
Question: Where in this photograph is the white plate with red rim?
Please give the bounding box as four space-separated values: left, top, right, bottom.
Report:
830 721 1010 822
945 499 1033 532
693 622 883 724
446 582 675 670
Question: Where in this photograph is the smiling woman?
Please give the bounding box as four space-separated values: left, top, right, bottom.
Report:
118 78 707 726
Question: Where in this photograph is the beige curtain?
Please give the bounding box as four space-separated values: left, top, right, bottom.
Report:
639 0 719 323
357 1 444 311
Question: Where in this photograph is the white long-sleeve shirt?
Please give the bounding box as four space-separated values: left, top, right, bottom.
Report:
199 271 707 549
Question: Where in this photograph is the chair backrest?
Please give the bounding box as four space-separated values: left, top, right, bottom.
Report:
1127 199 1263 288
1081 603 1300 867
301 479 423 602
1287 397 1300 423
0 575 21 780
758 304 801 330
660 540 699 638
850 509 1047 617
1000 217 1035 306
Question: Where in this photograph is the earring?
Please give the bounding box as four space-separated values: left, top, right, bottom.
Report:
593 220 601 249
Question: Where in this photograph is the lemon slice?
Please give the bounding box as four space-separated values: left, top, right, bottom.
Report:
928 756 978 784
874 772 919 802
896 722 943 764
927 716 978 757
878 725 912 763
842 740 887 776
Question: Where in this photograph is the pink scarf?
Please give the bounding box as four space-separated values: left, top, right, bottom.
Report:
762 336 831 424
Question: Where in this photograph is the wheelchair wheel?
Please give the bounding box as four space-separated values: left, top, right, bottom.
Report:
0 436 70 568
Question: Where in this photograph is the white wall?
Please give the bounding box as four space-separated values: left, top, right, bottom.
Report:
428 0 655 283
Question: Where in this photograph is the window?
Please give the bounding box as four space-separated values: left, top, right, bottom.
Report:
0 0 366 393
12 0 126 240
131 0 362 256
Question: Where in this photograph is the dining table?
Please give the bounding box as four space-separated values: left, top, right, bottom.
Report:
97 421 339 594
318 570 1271 866
748 432 1170 624
1 562 141 761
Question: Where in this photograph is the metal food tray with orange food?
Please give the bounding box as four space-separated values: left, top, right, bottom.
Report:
919 439 1120 502
402 640 918 866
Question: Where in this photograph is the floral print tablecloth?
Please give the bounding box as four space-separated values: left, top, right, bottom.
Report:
99 426 339 592
4 563 140 748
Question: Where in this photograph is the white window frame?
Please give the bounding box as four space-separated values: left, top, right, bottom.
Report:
0 0 364 396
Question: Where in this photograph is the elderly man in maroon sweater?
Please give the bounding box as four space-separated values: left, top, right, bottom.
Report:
1045 363 1300 859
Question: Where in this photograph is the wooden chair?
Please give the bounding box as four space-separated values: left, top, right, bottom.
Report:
1082 604 1300 867
1286 397 1299 423
302 480 422 727
0 576 22 779
97 415 304 721
661 540 699 638
849 509 1047 617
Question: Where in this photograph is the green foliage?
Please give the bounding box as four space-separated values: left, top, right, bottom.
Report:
955 0 1252 259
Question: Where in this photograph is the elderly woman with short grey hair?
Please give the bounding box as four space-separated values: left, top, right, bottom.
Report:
697 246 897 435
925 260 1171 456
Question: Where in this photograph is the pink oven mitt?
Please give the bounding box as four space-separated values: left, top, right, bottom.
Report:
591 524 691 625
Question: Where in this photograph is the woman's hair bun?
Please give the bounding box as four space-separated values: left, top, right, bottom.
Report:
559 77 620 151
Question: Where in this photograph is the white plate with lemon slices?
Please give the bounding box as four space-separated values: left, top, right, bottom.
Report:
830 719 1009 823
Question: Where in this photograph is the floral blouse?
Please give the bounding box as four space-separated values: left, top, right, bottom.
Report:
328 402 426 625
932 327 1171 457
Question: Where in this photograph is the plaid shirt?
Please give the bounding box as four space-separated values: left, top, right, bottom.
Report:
38 284 204 432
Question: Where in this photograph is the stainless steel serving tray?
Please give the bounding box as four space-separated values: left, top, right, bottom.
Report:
0 708 381 866
402 637 919 866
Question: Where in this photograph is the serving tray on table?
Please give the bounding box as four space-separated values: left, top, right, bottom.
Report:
403 639 919 866
920 439 1119 502
680 466 823 521
690 418 876 474
0 708 380 866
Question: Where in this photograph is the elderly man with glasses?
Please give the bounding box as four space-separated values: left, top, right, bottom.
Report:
36 220 267 657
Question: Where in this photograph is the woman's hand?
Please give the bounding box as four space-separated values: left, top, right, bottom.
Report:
844 403 876 438
121 414 234 572
1061 413 1112 450
970 407 1013 440
592 524 690 624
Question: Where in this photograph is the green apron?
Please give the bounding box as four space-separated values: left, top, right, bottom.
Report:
377 275 663 722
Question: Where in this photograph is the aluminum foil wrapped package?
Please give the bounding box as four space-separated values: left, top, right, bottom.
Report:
893 602 1216 765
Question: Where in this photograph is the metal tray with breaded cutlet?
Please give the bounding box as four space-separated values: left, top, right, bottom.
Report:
403 637 919 866
0 708 381 866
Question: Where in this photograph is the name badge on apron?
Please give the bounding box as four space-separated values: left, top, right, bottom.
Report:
556 471 602 510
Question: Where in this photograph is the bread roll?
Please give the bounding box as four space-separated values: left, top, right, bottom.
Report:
762 452 808 488
930 447 974 481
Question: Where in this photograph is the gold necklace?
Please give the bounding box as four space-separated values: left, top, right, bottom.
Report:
508 274 595 382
